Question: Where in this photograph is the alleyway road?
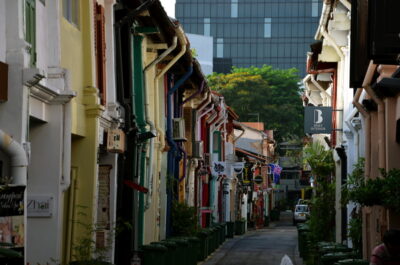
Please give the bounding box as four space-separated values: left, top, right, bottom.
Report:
201 211 303 265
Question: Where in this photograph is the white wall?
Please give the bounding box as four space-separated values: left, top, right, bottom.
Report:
0 0 5 62
186 33 213 75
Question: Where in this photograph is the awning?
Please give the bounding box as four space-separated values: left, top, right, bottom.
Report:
235 147 268 162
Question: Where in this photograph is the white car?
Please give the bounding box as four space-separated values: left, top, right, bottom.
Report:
293 204 309 225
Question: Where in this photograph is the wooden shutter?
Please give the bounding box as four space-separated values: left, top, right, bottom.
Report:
183 107 193 155
25 0 36 66
95 2 107 105
0 62 8 102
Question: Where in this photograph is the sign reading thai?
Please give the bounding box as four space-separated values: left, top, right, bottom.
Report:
304 106 332 134
27 195 53 217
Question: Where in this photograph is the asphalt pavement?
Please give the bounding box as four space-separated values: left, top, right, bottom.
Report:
200 210 303 265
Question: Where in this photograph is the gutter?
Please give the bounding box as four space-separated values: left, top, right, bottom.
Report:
0 130 28 186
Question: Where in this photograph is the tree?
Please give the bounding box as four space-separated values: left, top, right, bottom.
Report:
303 142 335 242
207 65 303 142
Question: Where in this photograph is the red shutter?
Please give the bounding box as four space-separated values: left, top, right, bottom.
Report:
95 2 107 105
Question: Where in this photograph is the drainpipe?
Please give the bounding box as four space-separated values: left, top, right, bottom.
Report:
182 80 205 105
197 103 214 142
156 26 187 80
339 0 351 11
0 130 28 186
167 65 193 183
320 26 345 148
61 102 72 191
345 107 360 160
353 62 377 178
132 34 147 247
233 127 245 144
143 37 178 209
158 27 187 236
208 105 227 222
311 75 331 100
177 80 205 183
364 84 385 170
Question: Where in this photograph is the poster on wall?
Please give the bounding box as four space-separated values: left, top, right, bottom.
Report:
0 185 25 248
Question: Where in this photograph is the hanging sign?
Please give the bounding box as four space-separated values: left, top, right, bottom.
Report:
254 175 263 184
304 106 332 134
231 162 245 174
211 161 227 176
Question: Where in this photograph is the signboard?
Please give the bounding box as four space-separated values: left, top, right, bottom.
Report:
211 161 227 176
0 186 25 248
242 162 253 185
304 106 332 134
0 186 25 217
27 195 53 217
254 175 263 184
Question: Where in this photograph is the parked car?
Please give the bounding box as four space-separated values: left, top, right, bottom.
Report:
293 204 310 225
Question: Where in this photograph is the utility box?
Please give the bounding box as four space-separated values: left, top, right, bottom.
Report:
0 61 8 102
107 129 125 153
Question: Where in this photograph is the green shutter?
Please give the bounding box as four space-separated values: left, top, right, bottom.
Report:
25 0 36 66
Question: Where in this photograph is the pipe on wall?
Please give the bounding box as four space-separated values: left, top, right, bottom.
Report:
61 101 72 191
0 130 28 186
143 38 178 210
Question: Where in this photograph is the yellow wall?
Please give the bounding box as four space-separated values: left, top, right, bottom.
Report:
60 0 102 262
143 47 161 244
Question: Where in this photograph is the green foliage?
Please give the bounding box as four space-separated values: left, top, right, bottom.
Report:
308 181 336 242
303 142 334 180
343 163 400 213
171 201 198 236
69 206 119 265
348 213 362 257
302 142 335 242
380 168 400 212
341 158 365 206
207 65 303 141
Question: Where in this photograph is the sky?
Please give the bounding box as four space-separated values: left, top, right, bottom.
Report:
159 0 176 18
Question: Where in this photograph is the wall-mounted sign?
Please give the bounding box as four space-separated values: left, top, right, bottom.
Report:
304 106 332 134
0 186 25 217
27 195 53 217
211 161 227 176
254 175 263 184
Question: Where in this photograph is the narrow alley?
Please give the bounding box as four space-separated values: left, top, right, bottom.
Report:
202 211 302 265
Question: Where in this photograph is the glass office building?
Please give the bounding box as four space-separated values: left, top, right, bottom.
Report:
176 0 322 76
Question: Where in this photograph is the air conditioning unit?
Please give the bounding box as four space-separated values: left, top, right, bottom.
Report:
173 118 187 141
107 129 125 153
193 141 204 158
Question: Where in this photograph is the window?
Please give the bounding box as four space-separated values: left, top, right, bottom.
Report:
63 0 79 26
25 0 36 66
312 0 318 17
95 3 106 105
216 38 224 58
204 18 210 36
231 0 238 18
264 18 271 38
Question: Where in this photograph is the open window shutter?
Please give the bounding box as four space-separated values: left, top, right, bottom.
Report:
95 2 107 105
25 0 36 66
183 107 193 156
